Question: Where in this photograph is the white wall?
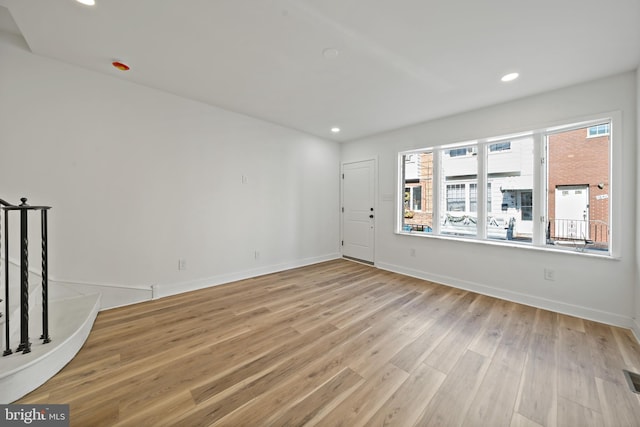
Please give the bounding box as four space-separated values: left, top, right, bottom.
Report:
343 71 638 329
0 32 341 307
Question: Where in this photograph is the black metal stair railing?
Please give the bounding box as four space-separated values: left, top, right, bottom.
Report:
0 197 52 356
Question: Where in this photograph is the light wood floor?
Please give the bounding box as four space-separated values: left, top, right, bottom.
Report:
17 259 640 426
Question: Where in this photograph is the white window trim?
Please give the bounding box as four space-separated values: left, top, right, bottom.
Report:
397 112 620 258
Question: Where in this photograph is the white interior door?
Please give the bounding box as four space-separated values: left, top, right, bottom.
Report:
342 160 375 263
555 185 589 239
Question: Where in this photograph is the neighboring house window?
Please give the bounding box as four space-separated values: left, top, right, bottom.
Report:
447 146 477 157
520 191 533 221
399 118 612 255
448 148 468 157
587 123 609 138
489 142 511 152
470 183 491 213
446 184 466 212
405 186 422 211
469 184 477 212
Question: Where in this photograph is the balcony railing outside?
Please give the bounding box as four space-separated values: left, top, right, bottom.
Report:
403 214 609 251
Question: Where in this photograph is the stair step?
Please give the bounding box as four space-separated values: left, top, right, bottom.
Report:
0 293 100 403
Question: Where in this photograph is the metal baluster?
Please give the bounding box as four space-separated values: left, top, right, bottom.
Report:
16 198 30 354
40 209 50 344
3 208 11 356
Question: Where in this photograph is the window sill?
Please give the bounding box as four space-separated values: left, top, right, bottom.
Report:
396 230 618 260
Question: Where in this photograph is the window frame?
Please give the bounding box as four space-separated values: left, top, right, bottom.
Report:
397 114 618 258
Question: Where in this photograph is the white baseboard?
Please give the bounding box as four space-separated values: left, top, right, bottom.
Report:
376 261 634 331
1 257 153 310
632 318 640 344
4 254 342 310
50 280 152 310
153 253 341 299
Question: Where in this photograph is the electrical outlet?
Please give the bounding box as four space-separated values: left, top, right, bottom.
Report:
178 259 187 271
410 248 416 257
544 268 555 281
254 250 260 260
242 175 249 184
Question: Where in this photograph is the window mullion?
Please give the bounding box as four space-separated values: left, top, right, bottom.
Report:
432 150 441 234
532 133 544 246
477 143 487 239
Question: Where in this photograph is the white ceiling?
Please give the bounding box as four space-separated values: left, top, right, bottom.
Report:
1 0 639 142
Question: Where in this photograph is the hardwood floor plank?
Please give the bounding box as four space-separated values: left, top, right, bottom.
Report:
113 391 196 427
174 318 376 425
510 413 546 427
557 396 604 427
365 362 446 426
416 350 490 426
611 327 640 373
424 293 492 374
499 303 536 353
595 377 640 427
558 314 586 333
463 344 527 427
49 323 299 407
189 322 337 405
558 327 602 412
585 320 628 385
347 323 417 379
267 368 364 427
468 298 512 358
211 333 371 426
516 333 558 427
13 259 640 427
389 289 470 373
314 363 409 427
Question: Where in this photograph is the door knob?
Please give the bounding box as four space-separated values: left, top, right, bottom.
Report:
369 214 374 218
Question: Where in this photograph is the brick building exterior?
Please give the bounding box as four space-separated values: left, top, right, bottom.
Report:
404 152 433 229
547 126 609 245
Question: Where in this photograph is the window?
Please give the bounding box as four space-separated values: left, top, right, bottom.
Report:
469 184 477 212
447 146 477 157
446 184 466 211
405 186 422 211
489 142 511 152
402 152 433 232
587 123 609 138
485 138 535 242
441 144 478 237
399 118 612 255
471 183 491 213
547 125 610 251
520 191 532 221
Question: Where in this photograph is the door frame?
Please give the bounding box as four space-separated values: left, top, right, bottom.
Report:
341 158 377 265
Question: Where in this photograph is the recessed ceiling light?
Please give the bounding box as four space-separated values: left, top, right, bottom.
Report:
501 72 519 82
323 48 339 60
112 61 130 71
76 0 96 5
331 127 341 133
